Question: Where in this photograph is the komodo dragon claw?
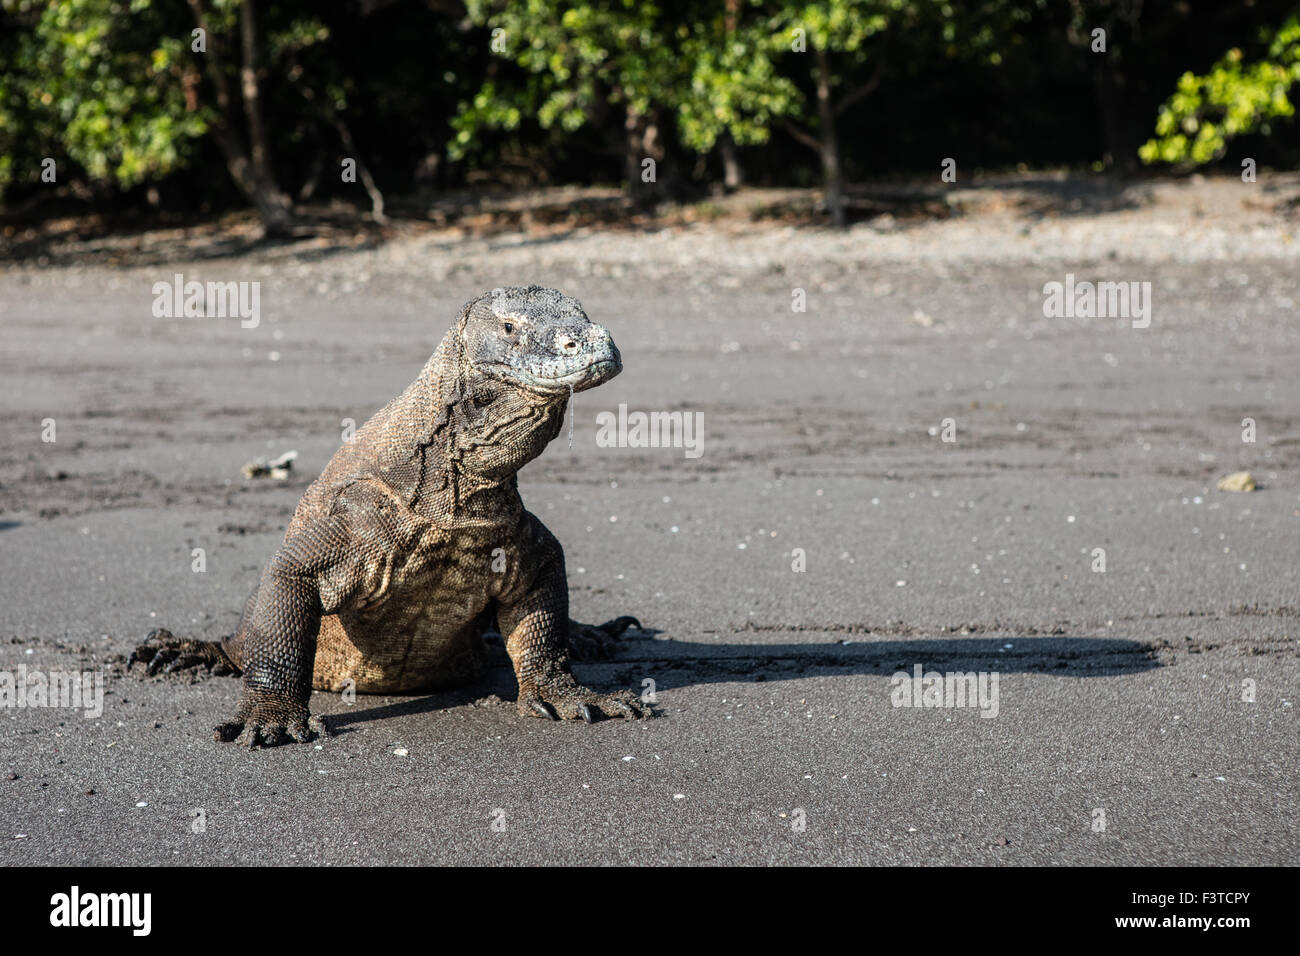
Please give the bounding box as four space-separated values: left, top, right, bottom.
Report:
518 672 643 722
213 690 329 748
530 700 558 721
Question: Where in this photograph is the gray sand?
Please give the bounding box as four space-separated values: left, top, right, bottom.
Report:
1 176 1297 864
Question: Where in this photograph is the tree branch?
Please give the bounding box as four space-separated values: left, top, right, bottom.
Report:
783 121 822 153
834 60 884 116
186 0 233 116
287 67 387 224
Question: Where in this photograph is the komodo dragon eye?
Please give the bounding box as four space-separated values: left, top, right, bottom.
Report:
502 322 514 335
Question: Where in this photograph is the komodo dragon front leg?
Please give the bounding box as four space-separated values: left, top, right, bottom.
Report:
212 504 388 747
500 527 641 722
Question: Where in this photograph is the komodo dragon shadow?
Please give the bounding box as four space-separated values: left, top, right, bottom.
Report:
323 628 1160 732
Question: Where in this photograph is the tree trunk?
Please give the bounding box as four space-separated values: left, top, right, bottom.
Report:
624 104 666 205
330 114 387 224
187 0 295 236
297 153 324 202
238 0 294 235
1092 61 1139 174
814 46 845 227
719 132 743 191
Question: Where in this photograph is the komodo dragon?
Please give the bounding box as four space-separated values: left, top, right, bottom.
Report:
132 286 644 746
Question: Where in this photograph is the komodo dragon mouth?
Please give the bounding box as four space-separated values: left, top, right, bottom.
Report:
479 325 623 395
493 354 622 394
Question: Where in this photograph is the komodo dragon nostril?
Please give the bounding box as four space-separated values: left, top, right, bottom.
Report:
557 335 578 351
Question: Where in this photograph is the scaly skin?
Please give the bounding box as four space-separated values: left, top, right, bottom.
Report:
134 286 644 747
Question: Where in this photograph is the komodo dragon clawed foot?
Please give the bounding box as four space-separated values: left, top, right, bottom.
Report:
130 629 239 678
567 615 642 661
213 689 330 748
518 672 642 723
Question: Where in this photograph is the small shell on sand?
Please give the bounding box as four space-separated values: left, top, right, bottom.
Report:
1216 471 1256 492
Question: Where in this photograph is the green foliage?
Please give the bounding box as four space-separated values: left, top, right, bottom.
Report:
764 1 1027 94
451 1 1034 166
451 0 806 160
453 1 663 160
0 0 208 197
0 0 1290 215
771 0 903 56
1140 14 1300 167
673 10 799 151
0 0 356 204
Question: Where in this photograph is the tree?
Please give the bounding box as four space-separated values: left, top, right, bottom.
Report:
452 1 674 196
186 0 298 234
1065 0 1145 173
671 1 800 184
766 2 903 225
767 1 1031 225
0 0 320 235
1139 13 1300 168
452 1 800 199
0 0 206 203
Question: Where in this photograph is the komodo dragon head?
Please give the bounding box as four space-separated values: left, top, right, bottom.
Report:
458 285 622 396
